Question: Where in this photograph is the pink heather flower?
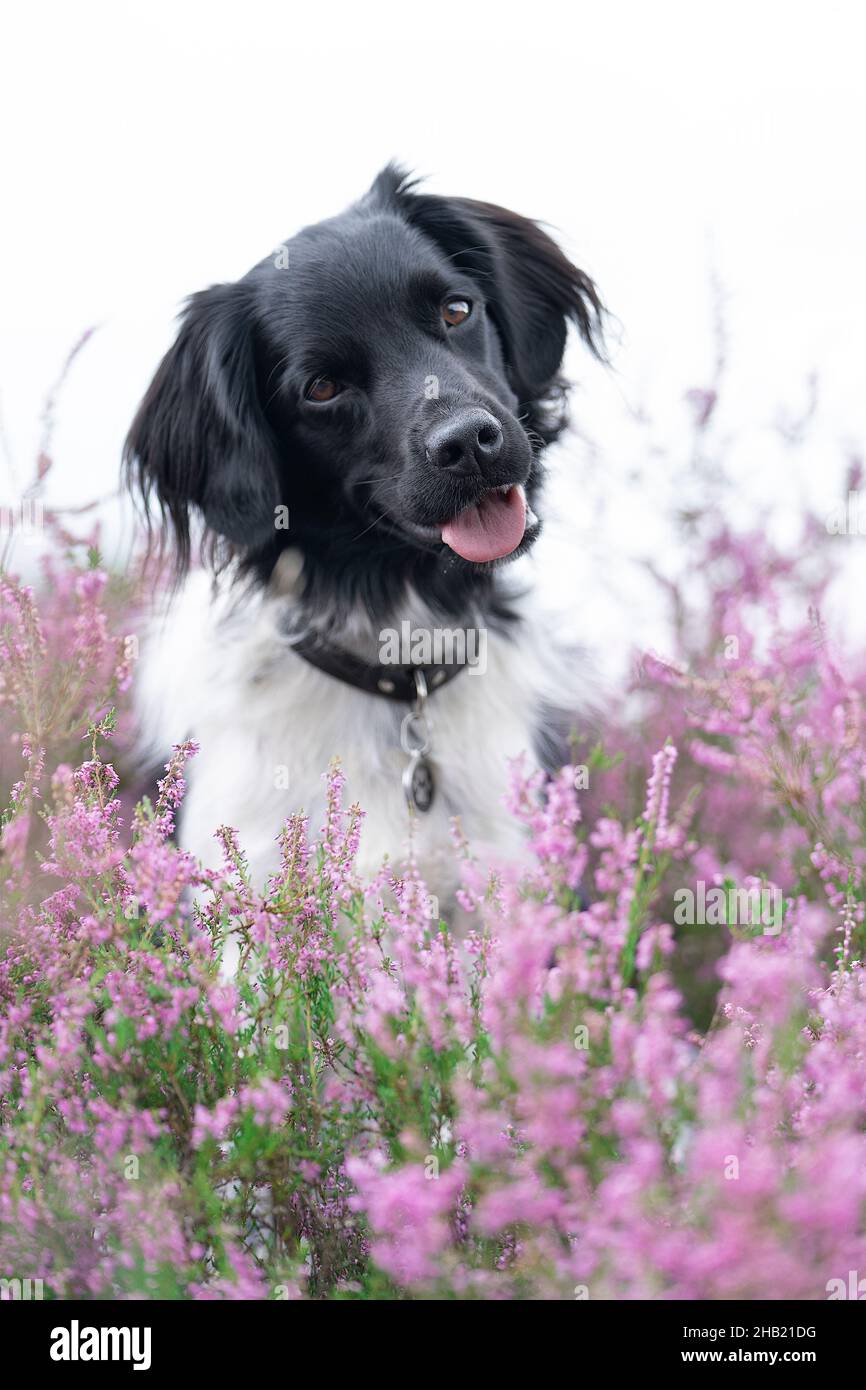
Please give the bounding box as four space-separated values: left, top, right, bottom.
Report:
4 441 866 1299
346 1155 465 1287
192 1096 241 1147
642 742 678 846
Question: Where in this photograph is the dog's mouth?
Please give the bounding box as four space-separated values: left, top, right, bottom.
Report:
395 480 541 564
440 483 533 563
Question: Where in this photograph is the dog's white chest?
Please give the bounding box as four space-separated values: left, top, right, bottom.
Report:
134 574 559 895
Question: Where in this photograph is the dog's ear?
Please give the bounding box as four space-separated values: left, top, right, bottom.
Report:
396 181 603 403
125 280 280 569
457 198 604 397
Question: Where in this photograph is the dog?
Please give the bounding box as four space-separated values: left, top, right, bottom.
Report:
125 165 603 898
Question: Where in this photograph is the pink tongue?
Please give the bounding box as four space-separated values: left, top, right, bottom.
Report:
441 486 527 563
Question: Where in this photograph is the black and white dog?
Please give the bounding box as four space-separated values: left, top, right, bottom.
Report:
126 166 602 893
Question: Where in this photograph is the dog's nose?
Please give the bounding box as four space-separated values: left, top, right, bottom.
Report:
426 409 503 476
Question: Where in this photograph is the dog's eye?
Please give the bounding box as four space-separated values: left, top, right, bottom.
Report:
305 376 342 402
442 298 472 327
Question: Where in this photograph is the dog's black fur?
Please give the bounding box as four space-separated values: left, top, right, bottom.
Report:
125 165 603 621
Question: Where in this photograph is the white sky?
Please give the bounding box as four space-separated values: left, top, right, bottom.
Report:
2 0 865 679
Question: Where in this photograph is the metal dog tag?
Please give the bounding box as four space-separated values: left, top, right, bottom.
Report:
400 670 435 813
403 751 435 813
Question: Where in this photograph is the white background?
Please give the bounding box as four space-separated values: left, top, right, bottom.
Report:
2 0 865 679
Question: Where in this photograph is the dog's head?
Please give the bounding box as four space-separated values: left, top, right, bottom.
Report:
126 166 602 582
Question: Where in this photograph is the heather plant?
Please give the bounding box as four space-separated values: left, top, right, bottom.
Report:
2 400 866 1299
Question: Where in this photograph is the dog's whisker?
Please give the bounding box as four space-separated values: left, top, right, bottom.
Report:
440 244 493 268
349 510 391 543
264 352 293 395
354 472 404 486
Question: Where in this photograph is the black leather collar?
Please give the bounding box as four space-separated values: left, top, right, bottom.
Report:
290 631 468 702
